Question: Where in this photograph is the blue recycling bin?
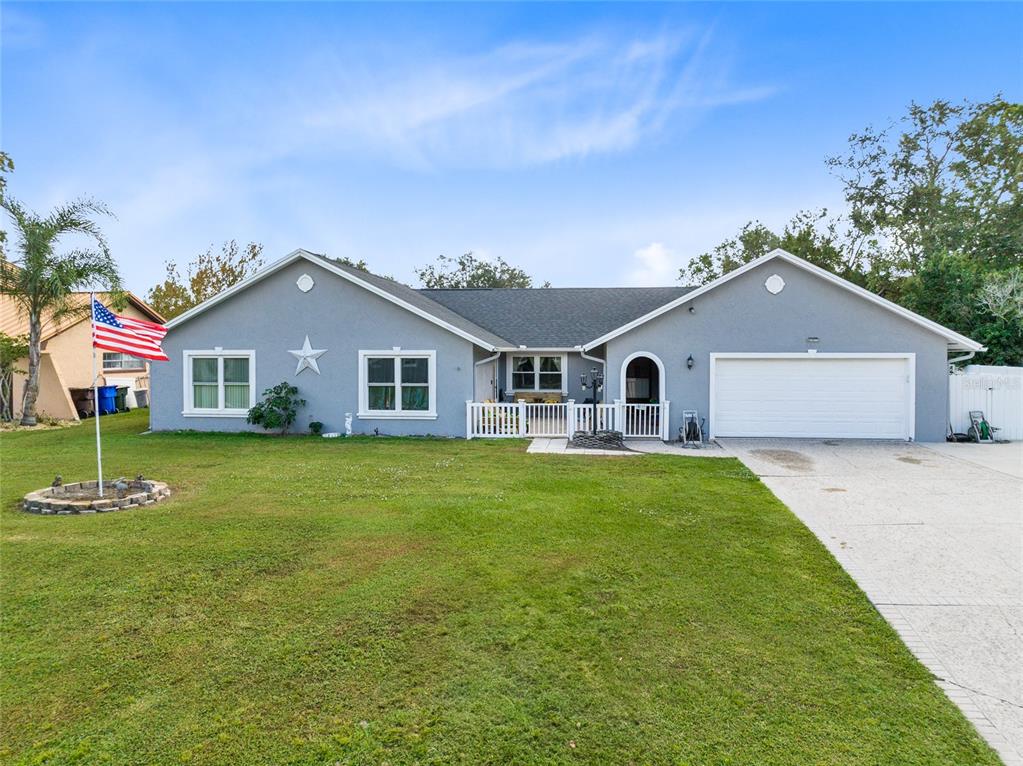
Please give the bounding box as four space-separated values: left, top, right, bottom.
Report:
97 385 118 415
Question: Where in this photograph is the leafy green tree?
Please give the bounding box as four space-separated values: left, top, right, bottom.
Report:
330 256 370 271
828 96 1023 359
0 152 14 256
147 240 263 319
979 268 1023 327
0 331 29 421
416 251 548 288
0 152 12 193
680 210 866 287
0 197 121 425
686 96 1021 361
826 96 1022 275
901 253 1021 366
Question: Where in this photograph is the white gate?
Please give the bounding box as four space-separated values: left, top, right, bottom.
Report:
523 403 569 437
573 403 616 434
949 367 1023 440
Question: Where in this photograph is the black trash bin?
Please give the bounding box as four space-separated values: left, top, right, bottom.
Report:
69 388 95 418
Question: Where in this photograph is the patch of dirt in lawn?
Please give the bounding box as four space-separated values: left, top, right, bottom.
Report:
750 449 814 472
2 534 39 542
399 590 452 628
322 537 426 579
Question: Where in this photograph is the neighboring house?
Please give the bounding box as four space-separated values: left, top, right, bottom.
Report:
1 292 165 421
150 248 984 442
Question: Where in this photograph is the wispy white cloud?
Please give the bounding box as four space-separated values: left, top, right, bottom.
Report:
289 28 775 169
4 11 781 291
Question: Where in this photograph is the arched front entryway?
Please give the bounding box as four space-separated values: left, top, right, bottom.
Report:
618 352 667 438
620 352 665 404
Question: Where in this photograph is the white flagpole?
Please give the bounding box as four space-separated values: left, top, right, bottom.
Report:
91 293 104 498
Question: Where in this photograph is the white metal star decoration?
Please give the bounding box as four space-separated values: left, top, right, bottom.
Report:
288 335 327 375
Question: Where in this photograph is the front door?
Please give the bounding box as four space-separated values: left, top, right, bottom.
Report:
474 361 497 401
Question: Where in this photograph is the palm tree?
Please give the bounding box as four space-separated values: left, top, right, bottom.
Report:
0 197 121 425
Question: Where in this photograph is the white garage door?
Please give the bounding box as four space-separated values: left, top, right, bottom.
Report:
711 354 913 439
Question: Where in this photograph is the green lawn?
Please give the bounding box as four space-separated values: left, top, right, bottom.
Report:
0 410 998 766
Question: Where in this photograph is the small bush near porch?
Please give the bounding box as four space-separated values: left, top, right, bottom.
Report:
0 411 998 765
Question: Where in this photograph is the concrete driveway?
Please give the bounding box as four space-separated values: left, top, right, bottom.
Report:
720 439 1023 765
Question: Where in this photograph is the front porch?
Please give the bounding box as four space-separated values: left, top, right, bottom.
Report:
465 399 670 440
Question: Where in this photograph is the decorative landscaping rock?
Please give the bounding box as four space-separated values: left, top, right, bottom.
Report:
569 430 628 451
22 479 171 515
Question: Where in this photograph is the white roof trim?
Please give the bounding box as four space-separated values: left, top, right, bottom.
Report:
165 249 500 350
583 249 985 352
496 347 582 353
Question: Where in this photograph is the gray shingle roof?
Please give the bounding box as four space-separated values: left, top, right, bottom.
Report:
323 258 512 348
419 286 695 348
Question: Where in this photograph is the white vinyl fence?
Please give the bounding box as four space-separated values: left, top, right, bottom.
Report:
949 367 1023 440
467 400 668 440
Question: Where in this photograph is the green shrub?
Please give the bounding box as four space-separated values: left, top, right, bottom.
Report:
246 382 306 434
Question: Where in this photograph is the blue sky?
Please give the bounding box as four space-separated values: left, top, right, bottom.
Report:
2 2 1020 294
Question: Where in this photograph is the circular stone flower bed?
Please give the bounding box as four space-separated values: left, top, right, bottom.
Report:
23 478 171 515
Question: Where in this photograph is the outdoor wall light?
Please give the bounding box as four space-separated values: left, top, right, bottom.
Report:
686 354 695 370
688 306 696 314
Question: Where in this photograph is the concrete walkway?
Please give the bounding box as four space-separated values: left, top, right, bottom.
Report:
720 439 1023 765
526 438 640 456
527 438 729 457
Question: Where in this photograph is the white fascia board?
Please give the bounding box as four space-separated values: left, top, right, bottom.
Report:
165 249 499 351
495 347 582 352
582 249 986 352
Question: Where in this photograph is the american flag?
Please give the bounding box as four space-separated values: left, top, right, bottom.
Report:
92 298 169 361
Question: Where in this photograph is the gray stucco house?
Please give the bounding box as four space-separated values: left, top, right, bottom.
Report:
151 248 984 442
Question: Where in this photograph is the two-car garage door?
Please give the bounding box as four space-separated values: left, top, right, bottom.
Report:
711 354 914 440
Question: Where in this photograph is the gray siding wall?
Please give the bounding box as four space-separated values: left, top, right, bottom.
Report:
150 260 477 436
605 260 951 442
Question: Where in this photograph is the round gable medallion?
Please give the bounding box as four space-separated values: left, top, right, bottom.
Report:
296 273 315 293
764 274 785 295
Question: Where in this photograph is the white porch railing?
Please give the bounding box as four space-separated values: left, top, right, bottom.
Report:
465 401 521 438
621 401 669 439
466 400 669 440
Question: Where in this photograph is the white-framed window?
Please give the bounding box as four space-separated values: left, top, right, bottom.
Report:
358 350 437 419
507 353 567 394
102 352 146 371
181 350 255 417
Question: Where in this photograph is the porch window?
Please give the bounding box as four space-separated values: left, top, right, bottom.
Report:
359 350 436 419
509 354 567 393
511 356 534 390
102 352 145 370
183 350 255 416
